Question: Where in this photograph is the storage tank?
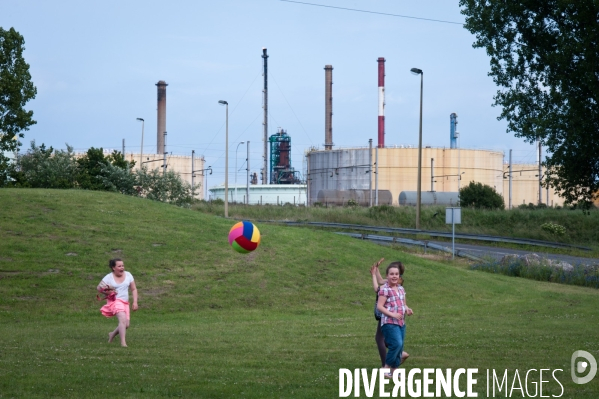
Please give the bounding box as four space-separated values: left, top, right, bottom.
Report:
317 189 392 206
399 191 459 206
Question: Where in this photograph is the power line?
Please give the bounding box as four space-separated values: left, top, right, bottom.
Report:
279 0 464 26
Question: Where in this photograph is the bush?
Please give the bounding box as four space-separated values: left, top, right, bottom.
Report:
12 141 77 188
77 147 134 191
346 198 358 207
459 181 505 209
97 163 137 195
135 167 193 207
541 222 566 236
471 259 599 289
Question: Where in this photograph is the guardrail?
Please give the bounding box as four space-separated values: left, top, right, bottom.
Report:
334 232 485 262
266 221 591 251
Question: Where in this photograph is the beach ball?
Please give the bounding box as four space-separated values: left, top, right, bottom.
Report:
228 221 261 254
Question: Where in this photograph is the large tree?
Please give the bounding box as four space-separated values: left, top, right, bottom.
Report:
460 1 599 209
0 27 37 185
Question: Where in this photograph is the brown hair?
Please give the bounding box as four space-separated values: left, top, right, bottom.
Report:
385 261 404 276
108 258 123 270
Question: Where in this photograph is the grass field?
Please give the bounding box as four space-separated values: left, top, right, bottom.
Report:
1 189 598 398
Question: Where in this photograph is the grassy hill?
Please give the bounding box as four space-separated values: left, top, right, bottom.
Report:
0 189 598 398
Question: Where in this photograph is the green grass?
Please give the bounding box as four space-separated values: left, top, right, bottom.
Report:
1 189 598 398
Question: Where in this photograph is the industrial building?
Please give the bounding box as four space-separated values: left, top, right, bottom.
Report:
207 50 566 208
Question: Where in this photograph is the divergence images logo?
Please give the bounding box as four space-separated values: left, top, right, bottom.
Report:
571 350 597 385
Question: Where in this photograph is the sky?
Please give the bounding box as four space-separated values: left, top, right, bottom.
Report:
1 0 544 186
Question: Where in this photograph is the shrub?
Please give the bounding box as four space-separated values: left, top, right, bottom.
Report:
77 148 134 191
13 141 77 188
459 181 505 209
471 259 599 289
346 198 358 207
97 163 137 195
541 222 566 236
135 167 193 207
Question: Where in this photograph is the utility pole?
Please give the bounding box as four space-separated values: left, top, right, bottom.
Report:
246 141 250 205
509 149 513 210
375 147 379 206
538 140 542 205
191 150 195 196
431 158 434 192
163 132 167 176
368 139 373 207
262 48 269 185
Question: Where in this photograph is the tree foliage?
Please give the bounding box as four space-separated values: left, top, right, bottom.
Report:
5 141 192 206
13 141 77 188
0 27 37 185
460 1 599 210
459 181 505 210
76 147 135 190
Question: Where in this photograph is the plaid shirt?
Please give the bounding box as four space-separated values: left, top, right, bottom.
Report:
378 283 406 327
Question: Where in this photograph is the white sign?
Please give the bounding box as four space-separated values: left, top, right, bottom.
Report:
446 207 461 224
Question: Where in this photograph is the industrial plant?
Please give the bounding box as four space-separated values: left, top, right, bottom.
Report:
133 49 562 208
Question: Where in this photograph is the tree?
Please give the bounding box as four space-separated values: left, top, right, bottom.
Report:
460 1 599 210
76 147 109 190
76 148 136 190
0 27 37 185
459 181 505 209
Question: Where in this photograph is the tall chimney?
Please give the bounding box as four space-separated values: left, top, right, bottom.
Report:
324 65 333 151
262 48 269 184
377 58 385 149
156 80 168 154
450 113 458 149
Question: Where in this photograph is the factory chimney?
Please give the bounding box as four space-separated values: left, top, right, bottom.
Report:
324 65 333 151
156 80 168 154
262 48 269 184
377 58 385 148
450 113 458 149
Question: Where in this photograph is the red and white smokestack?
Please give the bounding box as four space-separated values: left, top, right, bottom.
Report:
377 57 385 148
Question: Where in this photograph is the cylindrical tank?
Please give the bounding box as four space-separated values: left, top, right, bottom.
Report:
399 191 459 206
317 189 392 206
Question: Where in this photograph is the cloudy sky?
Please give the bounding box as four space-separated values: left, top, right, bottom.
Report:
2 0 542 185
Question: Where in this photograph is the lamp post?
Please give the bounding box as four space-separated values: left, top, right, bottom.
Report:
218 100 229 217
411 67 423 229
235 141 245 203
136 118 144 168
246 141 250 205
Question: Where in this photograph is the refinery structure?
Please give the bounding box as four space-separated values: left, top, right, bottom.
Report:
133 49 563 208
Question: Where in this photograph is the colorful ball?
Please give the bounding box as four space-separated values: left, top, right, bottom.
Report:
228 221 261 254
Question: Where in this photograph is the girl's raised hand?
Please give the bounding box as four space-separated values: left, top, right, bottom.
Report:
370 258 384 275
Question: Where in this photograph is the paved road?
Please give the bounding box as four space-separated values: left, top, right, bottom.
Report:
427 240 599 266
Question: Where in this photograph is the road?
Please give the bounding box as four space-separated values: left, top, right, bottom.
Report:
427 240 599 266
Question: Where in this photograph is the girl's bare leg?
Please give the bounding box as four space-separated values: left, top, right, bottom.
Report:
401 351 410 364
108 312 129 346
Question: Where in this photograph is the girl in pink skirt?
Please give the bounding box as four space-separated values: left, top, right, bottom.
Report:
98 258 138 347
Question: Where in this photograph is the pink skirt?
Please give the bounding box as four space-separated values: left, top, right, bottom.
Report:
100 298 130 320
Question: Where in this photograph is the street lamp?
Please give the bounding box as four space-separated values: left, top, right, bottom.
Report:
136 118 144 168
218 100 229 217
235 141 245 203
410 67 423 229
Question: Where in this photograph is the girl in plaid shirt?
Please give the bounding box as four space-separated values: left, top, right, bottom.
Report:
376 262 413 377
370 259 410 367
